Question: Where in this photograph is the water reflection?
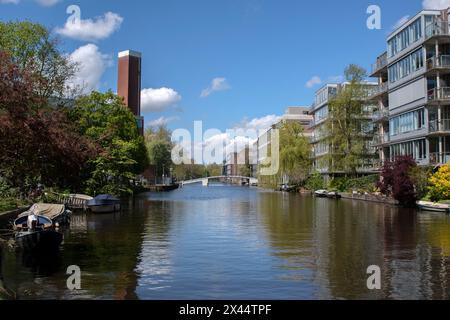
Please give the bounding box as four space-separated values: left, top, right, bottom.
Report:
2 185 450 299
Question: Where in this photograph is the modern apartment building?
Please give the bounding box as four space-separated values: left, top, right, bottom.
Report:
257 106 313 168
256 107 313 183
370 8 450 167
310 82 379 178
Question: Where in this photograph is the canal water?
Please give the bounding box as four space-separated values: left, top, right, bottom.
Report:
2 184 450 300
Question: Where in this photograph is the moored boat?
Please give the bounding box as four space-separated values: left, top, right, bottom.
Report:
13 215 63 251
417 201 450 213
18 204 72 226
314 190 329 198
327 192 342 199
87 194 121 213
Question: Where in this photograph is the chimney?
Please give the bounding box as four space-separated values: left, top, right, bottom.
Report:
118 50 144 134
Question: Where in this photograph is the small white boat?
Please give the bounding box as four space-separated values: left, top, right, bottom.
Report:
327 191 342 199
87 195 121 213
417 201 450 213
315 190 329 198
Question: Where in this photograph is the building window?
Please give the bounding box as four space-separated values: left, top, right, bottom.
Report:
390 108 426 136
388 48 424 84
314 106 329 123
390 139 428 161
388 17 422 58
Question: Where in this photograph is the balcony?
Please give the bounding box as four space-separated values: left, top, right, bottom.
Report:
376 133 390 145
366 82 388 100
427 87 450 104
358 161 383 172
370 53 388 77
426 55 450 75
429 152 450 165
425 21 450 42
310 134 327 144
373 109 389 123
429 119 450 134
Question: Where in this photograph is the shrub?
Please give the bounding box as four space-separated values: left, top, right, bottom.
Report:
378 156 418 207
329 177 349 192
428 164 450 202
305 172 324 191
410 166 433 200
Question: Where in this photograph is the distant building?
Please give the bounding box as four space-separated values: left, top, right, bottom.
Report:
117 50 144 135
226 152 238 177
256 107 314 183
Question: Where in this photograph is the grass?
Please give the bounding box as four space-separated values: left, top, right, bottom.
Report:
0 198 30 213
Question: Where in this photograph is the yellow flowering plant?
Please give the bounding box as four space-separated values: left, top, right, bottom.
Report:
429 164 450 202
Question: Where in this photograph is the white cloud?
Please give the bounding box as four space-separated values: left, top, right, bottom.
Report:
0 0 60 5
147 116 179 128
55 12 123 42
200 77 231 98
423 0 450 9
35 0 60 6
67 44 112 95
141 88 182 113
237 114 281 132
392 15 410 31
305 76 322 89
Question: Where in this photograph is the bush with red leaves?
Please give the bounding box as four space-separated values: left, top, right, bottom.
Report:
378 156 418 207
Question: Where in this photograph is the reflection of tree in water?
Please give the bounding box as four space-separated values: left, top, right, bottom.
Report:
0 246 15 299
57 199 149 300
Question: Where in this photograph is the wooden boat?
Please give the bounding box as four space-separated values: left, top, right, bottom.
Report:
327 192 342 199
18 204 72 226
13 215 63 251
417 201 450 213
314 190 329 198
87 194 121 213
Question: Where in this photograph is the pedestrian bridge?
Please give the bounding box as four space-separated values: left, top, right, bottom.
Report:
181 176 258 187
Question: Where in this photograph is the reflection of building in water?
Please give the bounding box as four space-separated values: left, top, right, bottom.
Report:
381 211 450 299
256 194 450 299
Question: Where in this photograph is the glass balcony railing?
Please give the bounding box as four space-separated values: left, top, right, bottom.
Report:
426 55 450 71
367 83 388 99
373 109 389 122
425 21 450 40
429 152 450 165
429 119 450 133
373 133 390 145
371 53 388 75
427 87 450 101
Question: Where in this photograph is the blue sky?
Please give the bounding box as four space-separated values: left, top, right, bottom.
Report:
0 0 436 133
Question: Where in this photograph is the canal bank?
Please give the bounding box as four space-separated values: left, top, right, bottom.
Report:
340 193 399 206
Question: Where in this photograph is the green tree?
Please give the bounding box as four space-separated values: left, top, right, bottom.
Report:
0 21 76 100
258 122 312 188
145 125 173 180
70 91 148 196
326 64 377 177
279 122 312 184
305 172 324 191
238 164 253 178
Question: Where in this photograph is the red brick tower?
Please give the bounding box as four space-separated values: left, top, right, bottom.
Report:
118 50 144 135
